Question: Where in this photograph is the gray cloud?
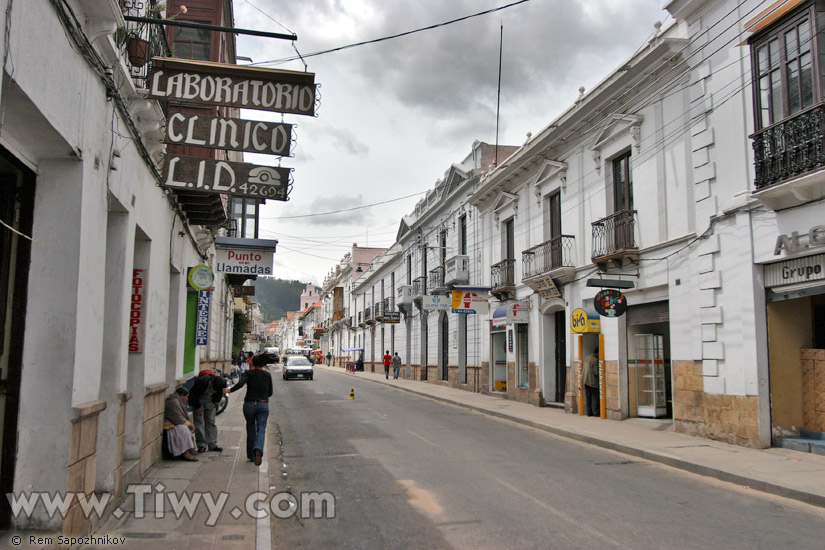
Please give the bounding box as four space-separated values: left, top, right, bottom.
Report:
303 194 374 226
313 125 370 156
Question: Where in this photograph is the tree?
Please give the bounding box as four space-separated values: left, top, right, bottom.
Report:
233 311 250 356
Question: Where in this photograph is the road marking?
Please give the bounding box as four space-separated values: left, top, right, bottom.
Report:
399 480 443 515
406 429 437 447
495 479 621 547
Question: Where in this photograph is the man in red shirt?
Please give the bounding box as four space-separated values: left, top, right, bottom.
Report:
383 350 392 379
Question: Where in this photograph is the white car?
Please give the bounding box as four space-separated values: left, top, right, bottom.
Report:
283 355 314 380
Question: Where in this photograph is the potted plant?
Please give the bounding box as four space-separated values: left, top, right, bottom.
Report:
119 3 187 67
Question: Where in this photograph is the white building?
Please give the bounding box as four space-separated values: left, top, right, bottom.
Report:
0 0 248 533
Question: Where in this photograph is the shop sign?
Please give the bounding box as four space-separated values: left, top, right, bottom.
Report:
492 302 530 324
163 155 291 201
421 295 450 311
570 308 600 334
594 289 627 318
150 59 316 116
774 225 825 256
166 112 292 156
216 247 273 275
451 289 490 314
382 312 401 323
196 290 210 346
129 269 146 353
528 275 562 299
764 253 825 287
187 264 214 291
232 285 255 297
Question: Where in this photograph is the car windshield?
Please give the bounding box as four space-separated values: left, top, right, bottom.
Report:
287 357 311 366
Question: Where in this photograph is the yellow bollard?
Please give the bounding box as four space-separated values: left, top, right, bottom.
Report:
349 387 355 400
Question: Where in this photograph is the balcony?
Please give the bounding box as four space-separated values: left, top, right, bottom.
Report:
591 210 638 268
397 285 412 305
444 255 469 285
490 259 516 300
119 5 173 91
751 104 825 210
428 266 449 294
357 312 365 328
364 306 374 325
522 235 576 285
412 276 427 298
373 301 384 321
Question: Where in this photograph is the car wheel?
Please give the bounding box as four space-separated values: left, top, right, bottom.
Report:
309 375 313 380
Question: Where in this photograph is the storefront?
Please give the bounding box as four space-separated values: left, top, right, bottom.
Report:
764 252 825 439
489 302 529 395
626 301 671 418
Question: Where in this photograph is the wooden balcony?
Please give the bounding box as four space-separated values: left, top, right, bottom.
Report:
591 210 638 268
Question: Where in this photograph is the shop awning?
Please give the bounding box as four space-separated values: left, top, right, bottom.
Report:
492 301 529 323
341 348 364 352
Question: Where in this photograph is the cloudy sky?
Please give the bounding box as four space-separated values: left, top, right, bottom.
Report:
232 0 669 285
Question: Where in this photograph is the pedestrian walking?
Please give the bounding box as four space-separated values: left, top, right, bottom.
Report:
326 351 332 366
582 345 600 417
383 350 392 379
226 354 273 466
189 373 227 452
392 352 401 380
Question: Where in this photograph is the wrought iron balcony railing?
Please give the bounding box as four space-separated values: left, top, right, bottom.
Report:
120 3 173 91
751 103 825 190
412 276 427 297
428 266 447 293
522 235 575 279
591 210 637 260
491 259 516 290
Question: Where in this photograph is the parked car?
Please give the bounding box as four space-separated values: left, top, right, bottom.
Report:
283 355 314 380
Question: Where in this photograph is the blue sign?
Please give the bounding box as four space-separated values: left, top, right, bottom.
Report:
196 290 211 346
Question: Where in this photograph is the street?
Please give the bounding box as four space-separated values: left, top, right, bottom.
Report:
268 367 825 550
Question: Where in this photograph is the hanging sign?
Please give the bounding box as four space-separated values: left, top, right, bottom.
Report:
196 290 211 346
232 285 256 297
216 247 273 275
129 269 146 353
382 312 401 323
163 155 291 201
594 289 627 317
570 308 600 334
451 289 490 314
187 264 214 291
150 58 317 116
166 112 293 156
421 295 450 311
526 275 562 299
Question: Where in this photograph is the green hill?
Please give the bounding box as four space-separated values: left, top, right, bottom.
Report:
252 277 307 322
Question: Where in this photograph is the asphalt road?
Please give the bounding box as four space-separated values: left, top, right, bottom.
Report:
267 367 825 550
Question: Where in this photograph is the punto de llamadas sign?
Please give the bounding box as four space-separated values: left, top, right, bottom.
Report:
216 248 273 275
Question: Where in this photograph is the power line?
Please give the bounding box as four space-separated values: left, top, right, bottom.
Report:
250 0 534 67
259 192 426 220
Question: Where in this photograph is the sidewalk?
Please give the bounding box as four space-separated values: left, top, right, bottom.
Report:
320 364 825 509
0 387 273 550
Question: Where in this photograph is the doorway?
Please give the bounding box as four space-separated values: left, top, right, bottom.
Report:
439 312 449 381
491 330 507 391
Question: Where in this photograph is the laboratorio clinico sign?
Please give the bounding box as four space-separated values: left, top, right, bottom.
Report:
151 58 316 201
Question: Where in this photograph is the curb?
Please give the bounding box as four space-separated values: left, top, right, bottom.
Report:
323 365 825 509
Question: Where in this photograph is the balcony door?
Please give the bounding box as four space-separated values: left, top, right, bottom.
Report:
612 151 634 251
544 191 561 270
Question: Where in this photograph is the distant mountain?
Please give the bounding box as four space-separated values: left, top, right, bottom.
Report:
252 277 307 322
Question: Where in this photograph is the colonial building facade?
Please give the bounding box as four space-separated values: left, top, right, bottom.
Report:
313 0 825 452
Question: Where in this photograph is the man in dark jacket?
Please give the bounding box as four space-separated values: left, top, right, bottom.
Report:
189 374 227 452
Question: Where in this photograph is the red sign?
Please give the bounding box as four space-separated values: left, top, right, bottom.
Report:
129 269 146 352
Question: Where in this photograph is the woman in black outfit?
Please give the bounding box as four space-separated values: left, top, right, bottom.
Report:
226 354 273 466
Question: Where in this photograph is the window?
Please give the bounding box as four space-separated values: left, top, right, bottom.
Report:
612 151 633 212
439 231 447 265
173 24 211 60
752 12 815 129
230 197 259 238
459 214 467 255
545 191 561 241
